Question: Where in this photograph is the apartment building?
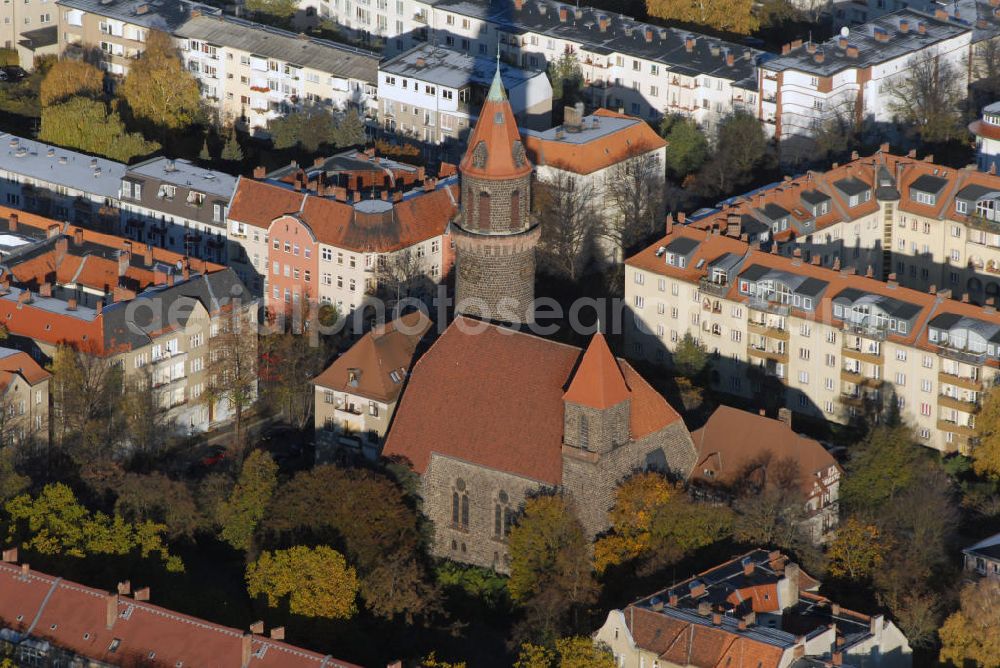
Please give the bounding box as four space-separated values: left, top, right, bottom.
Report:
970 101 1000 173
963 531 1000 580
0 556 361 667
225 169 457 314
0 133 124 226
174 14 379 133
293 0 432 55
378 43 552 146
312 309 430 460
0 206 256 434
117 157 235 264
522 106 666 265
760 10 971 160
1 0 58 62
625 223 1000 454
683 149 1000 305
0 347 50 447
595 550 912 668
56 0 218 77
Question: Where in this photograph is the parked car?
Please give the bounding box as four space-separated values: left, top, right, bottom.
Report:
2 66 26 81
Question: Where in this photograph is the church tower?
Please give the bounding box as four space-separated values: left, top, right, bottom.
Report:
453 64 539 324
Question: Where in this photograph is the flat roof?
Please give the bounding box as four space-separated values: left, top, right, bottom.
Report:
0 133 124 200
763 9 968 76
175 14 379 82
381 44 543 89
127 157 237 199
522 111 639 144
58 0 219 31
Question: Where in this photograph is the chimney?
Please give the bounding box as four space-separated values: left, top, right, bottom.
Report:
598 15 608 31
39 283 51 298
831 602 842 615
778 407 792 428
117 581 131 595
838 36 848 49
106 593 119 629
270 627 285 641
870 614 884 639
67 297 77 311
167 273 175 287
963 292 970 303
846 46 859 58
181 258 190 281
935 7 948 19
20 563 28 575
559 5 568 21
738 619 747 630
144 244 153 267
17 290 30 305
241 633 253 668
134 586 150 601
918 21 926 33
784 562 801 604
874 28 889 42
668 592 679 606
55 236 68 261
644 27 654 43
726 52 735 66
250 621 265 634
8 213 17 231
697 600 711 616
47 224 60 239
73 228 84 246
118 251 130 277
253 166 266 179
712 612 722 625
95 299 103 315
677 212 686 224
685 36 695 52
513 0 523 10
832 652 843 666
899 19 910 33
1 547 16 562
865 265 874 278
727 213 741 237
743 558 755 576
929 284 937 295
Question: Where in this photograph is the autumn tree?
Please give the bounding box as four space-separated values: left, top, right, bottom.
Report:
0 449 28 503
40 97 158 163
262 465 436 621
203 309 258 463
973 385 1000 479
217 449 279 552
245 0 297 18
260 331 331 430
535 172 598 280
39 59 104 106
887 54 965 145
646 0 758 34
113 472 203 541
246 545 358 619
827 517 885 580
839 424 924 514
48 345 125 460
939 578 1000 667
118 31 202 136
594 473 674 573
120 368 170 460
672 332 708 379
508 495 597 639
515 637 615 668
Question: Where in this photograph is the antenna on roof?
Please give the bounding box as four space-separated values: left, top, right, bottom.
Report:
840 26 850 38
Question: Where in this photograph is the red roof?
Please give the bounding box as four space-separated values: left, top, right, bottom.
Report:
382 318 681 485
228 177 306 229
0 349 50 389
562 332 630 409
0 562 360 668
458 72 533 181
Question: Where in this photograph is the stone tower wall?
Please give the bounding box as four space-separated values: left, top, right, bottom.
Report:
461 173 532 235
453 225 540 324
562 400 631 455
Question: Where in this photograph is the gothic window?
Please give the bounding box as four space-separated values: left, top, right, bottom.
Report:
453 478 469 529
579 415 590 450
512 141 526 167
510 190 520 229
479 192 491 231
472 141 488 169
494 490 512 539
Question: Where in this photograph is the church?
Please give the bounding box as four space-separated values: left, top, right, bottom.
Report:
381 66 696 571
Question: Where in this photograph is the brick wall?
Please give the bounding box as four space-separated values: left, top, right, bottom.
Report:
461 173 532 235
563 400 631 454
453 225 540 324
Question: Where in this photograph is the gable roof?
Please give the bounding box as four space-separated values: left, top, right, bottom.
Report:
0 348 50 391
312 311 432 403
382 318 682 485
562 332 630 409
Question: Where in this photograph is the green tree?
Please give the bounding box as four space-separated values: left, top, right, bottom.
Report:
940 578 1000 666
973 385 1000 479
547 53 583 103
508 495 596 639
118 31 202 134
40 97 158 163
697 111 770 197
672 332 708 378
335 111 366 147
0 449 28 502
221 129 245 162
199 139 211 162
269 106 339 151
39 59 104 106
245 0 297 18
217 449 279 552
840 424 924 514
662 116 708 179
646 0 759 34
827 517 885 580
246 545 358 619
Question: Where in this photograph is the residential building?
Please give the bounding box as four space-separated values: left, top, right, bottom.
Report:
292 0 432 55
0 554 360 667
117 157 236 264
225 167 457 313
12 26 59 69
625 222 1000 454
760 10 971 161
970 101 1000 174
0 347 50 448
963 531 1000 580
594 549 912 668
0 206 257 434
56 0 218 77
312 309 430 460
522 105 667 265
682 148 1000 304
378 43 552 148
382 320 697 571
1 0 57 64
0 133 124 227
267 148 427 191
174 14 379 133
690 406 842 542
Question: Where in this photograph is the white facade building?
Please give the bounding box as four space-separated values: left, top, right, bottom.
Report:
971 101 1000 173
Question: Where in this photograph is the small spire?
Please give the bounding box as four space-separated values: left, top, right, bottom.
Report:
488 45 506 102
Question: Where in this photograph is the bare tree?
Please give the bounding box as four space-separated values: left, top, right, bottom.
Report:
887 54 965 144
372 250 424 306
120 367 171 460
971 38 1000 108
204 308 258 466
534 171 597 281
601 149 665 274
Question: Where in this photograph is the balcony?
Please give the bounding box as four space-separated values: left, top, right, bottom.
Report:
748 298 789 316
843 322 888 341
335 405 363 416
840 369 884 389
937 419 976 437
842 346 883 366
839 393 865 408
748 321 789 340
939 393 979 413
698 277 730 297
413 12 427 23
938 370 983 391
938 346 987 366
747 345 788 364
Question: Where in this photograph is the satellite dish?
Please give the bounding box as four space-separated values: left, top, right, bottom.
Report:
175 260 184 271
840 26 850 38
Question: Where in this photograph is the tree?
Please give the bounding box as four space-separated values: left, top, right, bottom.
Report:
672 332 708 378
939 578 1000 667
0 449 28 502
826 517 885 580
245 0 297 18
697 111 770 197
646 0 758 34
221 129 244 162
39 60 104 106
972 38 1000 107
113 473 202 541
40 97 158 163
335 111 367 147
371 250 424 306
260 331 331 430
120 368 170 459
203 309 258 463
973 385 1000 479
199 139 211 162
534 172 597 280
508 495 596 639
662 116 708 180
887 54 964 145
217 449 278 552
732 485 813 557
118 31 202 134
5 483 182 570
262 465 436 621
269 106 340 152
601 149 665 268
246 545 358 619
547 53 583 104
593 473 674 573
516 638 616 668
839 424 924 515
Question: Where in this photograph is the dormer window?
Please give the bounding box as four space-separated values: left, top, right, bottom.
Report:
158 184 176 199
957 200 969 214
911 190 936 206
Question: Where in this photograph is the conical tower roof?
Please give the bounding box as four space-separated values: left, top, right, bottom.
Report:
459 63 533 180
563 332 631 409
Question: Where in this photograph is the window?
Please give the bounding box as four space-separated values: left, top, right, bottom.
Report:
798 371 809 384
920 402 932 416
579 415 589 449
321 247 332 261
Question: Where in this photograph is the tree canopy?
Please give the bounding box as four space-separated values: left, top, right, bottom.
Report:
39 97 158 163
973 386 1000 479
40 60 104 106
661 116 708 179
939 578 1000 667
118 31 202 134
646 0 759 34
247 545 359 619
217 449 279 552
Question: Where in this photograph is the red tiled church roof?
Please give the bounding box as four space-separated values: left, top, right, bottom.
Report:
562 332 630 409
382 318 682 485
